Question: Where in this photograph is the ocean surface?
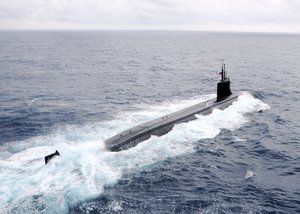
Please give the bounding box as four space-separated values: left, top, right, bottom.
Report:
0 31 299 213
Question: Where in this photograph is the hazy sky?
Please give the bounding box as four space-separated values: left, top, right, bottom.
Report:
0 0 300 32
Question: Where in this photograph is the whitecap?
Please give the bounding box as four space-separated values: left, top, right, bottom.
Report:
245 169 255 179
0 92 268 213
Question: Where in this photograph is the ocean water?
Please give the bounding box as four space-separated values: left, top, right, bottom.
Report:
0 31 299 213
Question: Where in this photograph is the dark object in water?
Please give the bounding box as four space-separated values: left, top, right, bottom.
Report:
105 62 239 152
258 110 263 113
45 150 60 164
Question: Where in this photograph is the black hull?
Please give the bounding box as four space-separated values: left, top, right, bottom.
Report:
105 92 241 152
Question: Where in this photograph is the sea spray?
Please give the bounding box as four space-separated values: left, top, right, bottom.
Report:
0 92 269 213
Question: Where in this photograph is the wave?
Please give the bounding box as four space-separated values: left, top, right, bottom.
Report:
0 92 269 213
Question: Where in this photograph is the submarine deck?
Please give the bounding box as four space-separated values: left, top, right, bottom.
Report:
105 93 241 151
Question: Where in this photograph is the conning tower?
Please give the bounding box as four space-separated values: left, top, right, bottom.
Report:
217 62 232 101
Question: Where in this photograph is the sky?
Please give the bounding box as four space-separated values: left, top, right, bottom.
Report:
0 0 300 33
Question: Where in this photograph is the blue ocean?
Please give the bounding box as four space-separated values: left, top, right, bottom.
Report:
0 31 299 213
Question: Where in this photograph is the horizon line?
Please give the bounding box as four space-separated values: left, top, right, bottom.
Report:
0 29 299 35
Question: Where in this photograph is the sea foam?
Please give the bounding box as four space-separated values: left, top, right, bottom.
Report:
0 92 269 213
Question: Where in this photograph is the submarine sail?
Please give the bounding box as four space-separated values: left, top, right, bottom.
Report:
105 63 240 152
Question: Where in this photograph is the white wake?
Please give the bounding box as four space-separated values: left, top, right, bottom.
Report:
0 92 269 213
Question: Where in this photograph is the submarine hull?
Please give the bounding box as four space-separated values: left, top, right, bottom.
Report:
105 92 241 152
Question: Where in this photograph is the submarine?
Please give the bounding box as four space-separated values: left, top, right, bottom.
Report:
105 62 240 152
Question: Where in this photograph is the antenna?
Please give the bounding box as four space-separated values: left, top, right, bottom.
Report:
221 60 225 81
224 63 226 80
